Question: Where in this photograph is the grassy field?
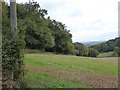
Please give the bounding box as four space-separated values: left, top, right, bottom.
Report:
97 51 118 58
24 54 118 88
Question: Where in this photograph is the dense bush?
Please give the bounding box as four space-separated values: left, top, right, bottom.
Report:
2 2 25 88
74 42 88 56
2 23 25 88
88 48 99 57
114 47 120 56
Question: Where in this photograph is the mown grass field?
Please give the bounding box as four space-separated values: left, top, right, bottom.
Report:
24 54 118 88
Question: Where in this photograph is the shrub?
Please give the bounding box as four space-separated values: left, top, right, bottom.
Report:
2 28 25 88
88 48 99 57
114 47 120 56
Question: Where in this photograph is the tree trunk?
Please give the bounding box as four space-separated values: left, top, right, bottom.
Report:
10 0 17 88
10 0 17 40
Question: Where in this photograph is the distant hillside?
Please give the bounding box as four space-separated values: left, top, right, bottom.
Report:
97 51 118 58
83 41 105 46
91 37 120 52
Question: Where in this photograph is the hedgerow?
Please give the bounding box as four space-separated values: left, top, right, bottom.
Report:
2 27 25 88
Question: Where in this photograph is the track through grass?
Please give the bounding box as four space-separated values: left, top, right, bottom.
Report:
24 54 118 88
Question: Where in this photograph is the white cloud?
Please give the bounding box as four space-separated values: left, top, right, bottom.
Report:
39 0 119 42
8 0 119 42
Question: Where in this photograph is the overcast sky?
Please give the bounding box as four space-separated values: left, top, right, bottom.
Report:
6 0 119 42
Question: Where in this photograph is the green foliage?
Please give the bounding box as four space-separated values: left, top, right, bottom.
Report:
17 2 55 50
2 2 25 88
2 1 75 87
91 37 120 52
74 42 88 56
88 48 99 57
16 2 74 54
53 29 74 54
2 31 25 88
114 47 120 56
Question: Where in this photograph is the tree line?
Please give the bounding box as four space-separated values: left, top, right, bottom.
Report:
3 1 120 58
17 1 75 54
91 37 120 56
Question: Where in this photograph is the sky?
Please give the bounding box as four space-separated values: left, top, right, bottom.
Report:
6 0 119 42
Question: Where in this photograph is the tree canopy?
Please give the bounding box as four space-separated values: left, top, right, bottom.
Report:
3 1 75 55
